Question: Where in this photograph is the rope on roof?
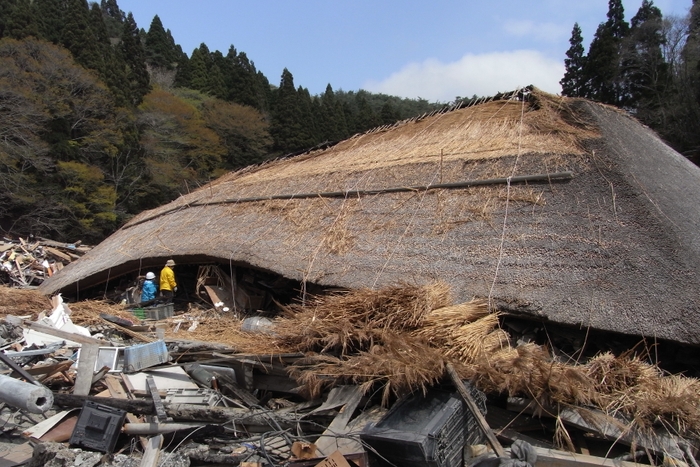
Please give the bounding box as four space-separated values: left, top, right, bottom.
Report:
122 171 573 230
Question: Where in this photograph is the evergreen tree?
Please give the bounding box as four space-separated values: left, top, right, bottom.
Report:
297 86 318 147
355 92 379 132
173 47 191 88
0 0 18 38
622 1 668 118
380 100 400 125
145 15 178 69
319 84 341 141
120 12 150 105
207 63 227 99
583 0 630 106
35 0 63 43
560 23 587 97
89 2 130 106
100 0 125 39
188 46 210 92
5 0 39 40
270 68 310 152
225 47 262 109
61 0 103 72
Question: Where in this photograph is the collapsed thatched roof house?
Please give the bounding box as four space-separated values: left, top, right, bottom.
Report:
40 88 700 345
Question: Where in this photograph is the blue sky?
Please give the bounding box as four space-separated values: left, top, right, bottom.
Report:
115 0 692 103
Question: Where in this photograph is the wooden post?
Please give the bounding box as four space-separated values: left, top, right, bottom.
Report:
446 363 505 457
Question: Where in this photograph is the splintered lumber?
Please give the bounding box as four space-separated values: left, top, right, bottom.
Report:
211 370 259 407
508 398 689 459
140 435 163 467
52 393 318 431
531 446 647 467
446 362 505 457
43 247 72 263
314 386 363 456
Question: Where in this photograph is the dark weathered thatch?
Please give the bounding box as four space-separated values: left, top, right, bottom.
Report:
39 88 700 344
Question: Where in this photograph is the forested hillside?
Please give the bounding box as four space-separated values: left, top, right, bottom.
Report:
561 0 700 161
0 0 441 242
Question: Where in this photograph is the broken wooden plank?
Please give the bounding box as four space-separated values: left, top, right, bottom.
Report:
211 370 259 407
140 435 163 467
73 343 99 396
315 386 363 456
0 351 41 385
447 362 506 457
146 376 169 422
531 446 646 467
91 366 111 385
508 398 688 459
44 247 72 263
27 322 107 345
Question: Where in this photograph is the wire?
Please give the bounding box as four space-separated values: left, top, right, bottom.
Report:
488 88 528 309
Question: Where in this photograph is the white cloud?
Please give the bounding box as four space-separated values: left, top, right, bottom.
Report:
502 19 569 43
363 50 564 103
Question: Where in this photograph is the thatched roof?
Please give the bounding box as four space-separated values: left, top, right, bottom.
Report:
39 88 700 344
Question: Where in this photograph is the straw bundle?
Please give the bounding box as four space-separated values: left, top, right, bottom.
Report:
412 300 509 362
273 282 451 355
290 334 446 405
68 300 136 326
0 287 51 318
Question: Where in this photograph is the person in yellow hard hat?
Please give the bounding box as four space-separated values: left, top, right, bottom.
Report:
159 259 177 303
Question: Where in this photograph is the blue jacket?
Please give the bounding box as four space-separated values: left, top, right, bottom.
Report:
141 279 158 302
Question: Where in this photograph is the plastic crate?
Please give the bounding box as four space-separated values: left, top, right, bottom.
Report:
145 303 173 320
69 400 126 453
123 340 169 373
361 385 486 467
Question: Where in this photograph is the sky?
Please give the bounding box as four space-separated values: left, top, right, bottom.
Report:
115 0 693 103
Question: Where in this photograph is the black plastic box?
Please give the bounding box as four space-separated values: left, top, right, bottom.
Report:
69 400 127 453
360 386 486 467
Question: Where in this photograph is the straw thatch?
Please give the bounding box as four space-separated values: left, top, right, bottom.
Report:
0 287 51 318
236 283 700 438
39 87 700 345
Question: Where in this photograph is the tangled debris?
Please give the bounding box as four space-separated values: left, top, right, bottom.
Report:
0 237 92 288
0 284 697 467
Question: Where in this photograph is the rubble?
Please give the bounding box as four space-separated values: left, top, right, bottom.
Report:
0 284 697 467
0 237 92 288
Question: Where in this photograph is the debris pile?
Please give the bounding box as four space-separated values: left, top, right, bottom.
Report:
0 237 92 288
0 284 697 467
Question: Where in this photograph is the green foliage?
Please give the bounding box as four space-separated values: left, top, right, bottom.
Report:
5 0 39 40
200 98 272 170
136 87 226 203
561 23 587 97
144 15 178 70
0 4 447 241
584 8 629 106
0 38 124 241
120 12 150 105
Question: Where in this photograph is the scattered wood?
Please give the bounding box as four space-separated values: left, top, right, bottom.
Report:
0 237 92 288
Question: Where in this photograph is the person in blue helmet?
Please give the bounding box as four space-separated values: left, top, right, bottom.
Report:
141 271 158 303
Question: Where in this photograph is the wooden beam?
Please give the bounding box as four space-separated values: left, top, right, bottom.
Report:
508 398 689 459
146 376 169 422
446 363 505 457
27 322 107 345
531 446 646 467
73 344 99 396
